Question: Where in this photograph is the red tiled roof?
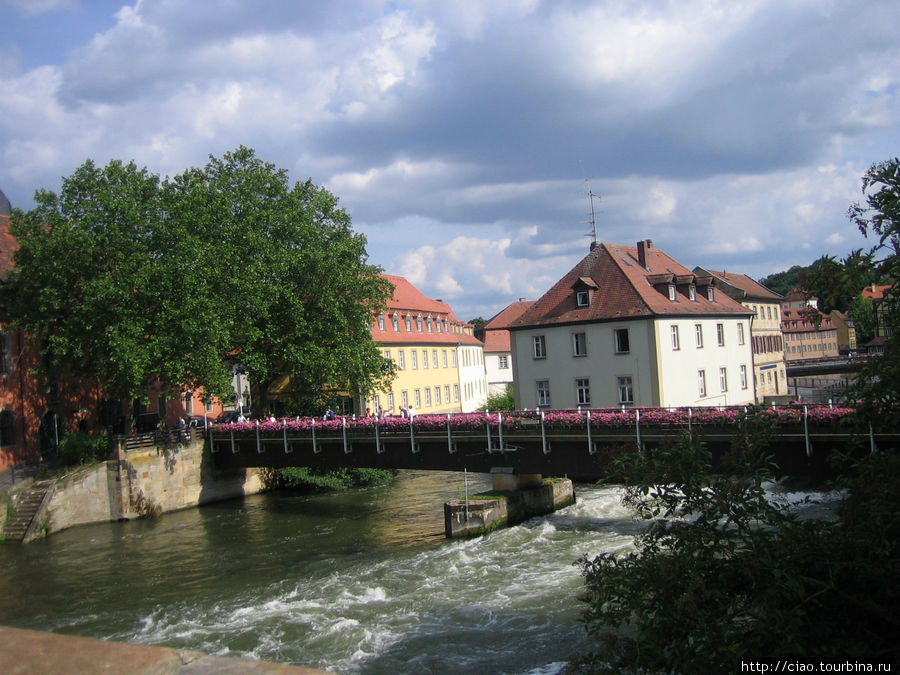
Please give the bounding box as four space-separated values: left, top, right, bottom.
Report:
512 241 750 329
860 284 892 300
481 300 534 353
0 214 19 283
697 268 783 301
374 274 478 346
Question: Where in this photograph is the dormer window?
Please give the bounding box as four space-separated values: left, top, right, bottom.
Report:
668 285 676 301
572 276 598 308
688 285 696 301
707 286 715 302
378 314 386 331
392 315 400 331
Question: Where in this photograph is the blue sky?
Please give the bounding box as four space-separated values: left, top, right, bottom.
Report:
1 0 898 321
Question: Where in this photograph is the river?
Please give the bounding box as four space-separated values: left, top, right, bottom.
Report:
0 472 646 672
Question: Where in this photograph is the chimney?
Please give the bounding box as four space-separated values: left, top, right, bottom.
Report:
637 239 653 269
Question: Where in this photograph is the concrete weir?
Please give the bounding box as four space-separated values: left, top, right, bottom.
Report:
443 470 575 538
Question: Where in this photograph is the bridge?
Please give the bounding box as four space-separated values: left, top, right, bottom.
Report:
785 353 876 377
208 406 890 483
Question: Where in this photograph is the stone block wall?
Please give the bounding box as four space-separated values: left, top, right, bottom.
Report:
41 437 264 537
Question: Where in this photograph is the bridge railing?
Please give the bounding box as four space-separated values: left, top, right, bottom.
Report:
212 403 863 438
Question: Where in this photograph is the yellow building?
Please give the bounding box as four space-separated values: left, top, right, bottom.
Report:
362 275 487 417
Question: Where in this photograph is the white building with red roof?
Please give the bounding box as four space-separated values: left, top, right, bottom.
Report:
364 274 488 415
509 240 756 409
480 299 534 397
694 267 787 402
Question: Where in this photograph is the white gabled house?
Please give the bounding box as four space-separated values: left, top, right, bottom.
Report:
509 240 756 409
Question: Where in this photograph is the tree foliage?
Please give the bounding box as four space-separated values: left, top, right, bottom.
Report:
478 384 515 411
1 147 393 412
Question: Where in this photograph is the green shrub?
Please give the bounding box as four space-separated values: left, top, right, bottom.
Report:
269 466 395 492
57 433 111 467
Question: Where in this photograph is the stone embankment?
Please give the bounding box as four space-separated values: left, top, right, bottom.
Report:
1 430 263 543
0 625 327 673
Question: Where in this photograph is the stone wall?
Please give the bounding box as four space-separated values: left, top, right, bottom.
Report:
44 436 264 536
444 478 575 538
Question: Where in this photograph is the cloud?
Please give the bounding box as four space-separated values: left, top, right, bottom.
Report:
0 0 898 320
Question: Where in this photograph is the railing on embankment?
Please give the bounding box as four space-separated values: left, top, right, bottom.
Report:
208 405 895 481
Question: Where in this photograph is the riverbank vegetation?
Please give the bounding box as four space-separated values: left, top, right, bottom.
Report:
264 467 396 493
571 159 900 672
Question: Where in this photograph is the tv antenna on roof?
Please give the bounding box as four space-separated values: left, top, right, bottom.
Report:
583 185 601 250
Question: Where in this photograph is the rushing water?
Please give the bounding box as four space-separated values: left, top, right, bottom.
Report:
0 472 641 672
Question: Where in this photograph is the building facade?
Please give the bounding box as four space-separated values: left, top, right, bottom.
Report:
781 289 839 361
479 299 534 397
510 240 755 410
364 275 487 416
694 268 787 402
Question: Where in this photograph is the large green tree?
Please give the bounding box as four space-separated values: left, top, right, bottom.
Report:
1 147 393 415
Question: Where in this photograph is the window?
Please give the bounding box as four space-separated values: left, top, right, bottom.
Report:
425 388 432 406
614 328 630 353
444 385 450 403
388 393 395 412
716 323 725 347
576 290 589 307
442 350 448 367
766 306 772 320
184 391 194 415
405 316 412 332
422 349 428 368
378 314 385 331
533 335 547 359
416 316 423 332
0 333 10 374
453 384 460 402
401 390 409 408
719 367 728 392
737 323 745 345
707 286 715 302
392 315 400 331
576 378 591 406
411 350 418 369
617 376 634 404
414 389 421 408
695 324 704 348
437 319 443 333
671 325 680 350
433 350 439 368
0 409 15 446
668 284 676 301
397 350 405 370
740 365 748 389
427 317 433 333
689 285 696 301
698 369 707 397
537 380 551 407
573 332 587 357
435 386 441 405
452 350 458 367
498 355 509 369
383 349 391 361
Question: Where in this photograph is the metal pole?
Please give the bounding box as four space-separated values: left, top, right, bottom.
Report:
464 467 469 522
498 412 504 451
803 405 812 457
587 409 595 455
446 413 454 454
635 408 642 451
541 410 549 454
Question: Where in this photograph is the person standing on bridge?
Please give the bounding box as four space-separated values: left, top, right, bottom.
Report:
324 406 335 421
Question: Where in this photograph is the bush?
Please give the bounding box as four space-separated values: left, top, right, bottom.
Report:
57 433 111 467
571 424 899 672
268 466 396 492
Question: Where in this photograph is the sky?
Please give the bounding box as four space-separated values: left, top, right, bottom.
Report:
1 0 898 322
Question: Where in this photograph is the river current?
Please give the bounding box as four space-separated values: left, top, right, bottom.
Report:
0 471 828 673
